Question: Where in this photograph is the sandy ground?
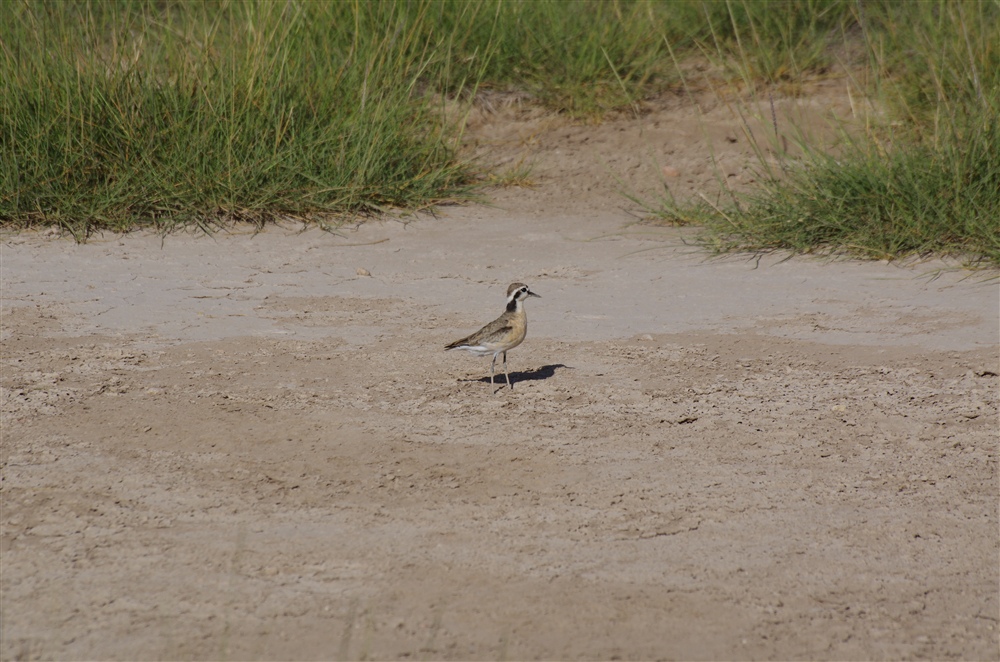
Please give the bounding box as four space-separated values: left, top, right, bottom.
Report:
2 85 999 661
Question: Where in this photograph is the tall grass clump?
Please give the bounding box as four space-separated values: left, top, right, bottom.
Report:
679 0 1000 267
699 117 1000 264
0 1 481 238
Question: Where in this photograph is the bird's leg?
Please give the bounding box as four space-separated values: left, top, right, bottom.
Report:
490 353 497 387
503 351 512 389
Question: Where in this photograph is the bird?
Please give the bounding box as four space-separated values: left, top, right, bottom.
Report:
445 282 541 390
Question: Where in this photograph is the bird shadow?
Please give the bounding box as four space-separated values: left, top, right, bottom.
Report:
458 363 571 387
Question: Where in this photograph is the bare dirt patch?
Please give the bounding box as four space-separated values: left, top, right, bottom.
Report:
2 86 998 660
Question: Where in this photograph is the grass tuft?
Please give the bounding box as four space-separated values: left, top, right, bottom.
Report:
652 0 1000 268
700 117 1000 265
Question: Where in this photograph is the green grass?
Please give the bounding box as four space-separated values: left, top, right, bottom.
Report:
694 117 1000 265
693 0 856 83
652 0 1000 268
1 0 997 266
2 0 686 237
0 1 481 238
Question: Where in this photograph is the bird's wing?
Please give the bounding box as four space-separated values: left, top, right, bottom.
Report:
446 317 512 349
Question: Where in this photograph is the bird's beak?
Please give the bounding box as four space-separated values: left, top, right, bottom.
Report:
527 289 541 298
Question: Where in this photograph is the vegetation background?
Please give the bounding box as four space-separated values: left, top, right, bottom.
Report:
2 0 997 265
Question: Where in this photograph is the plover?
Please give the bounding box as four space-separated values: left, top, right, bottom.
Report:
445 282 540 390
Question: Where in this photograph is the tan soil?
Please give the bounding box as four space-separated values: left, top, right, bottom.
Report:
2 84 998 661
